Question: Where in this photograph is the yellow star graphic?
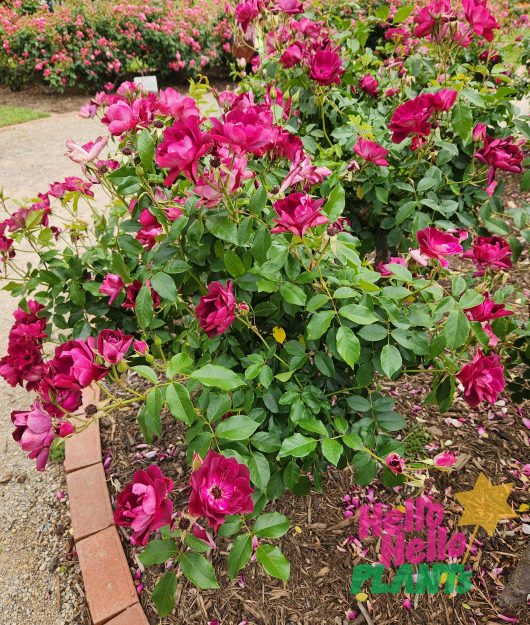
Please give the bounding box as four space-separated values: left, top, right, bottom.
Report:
455 473 517 537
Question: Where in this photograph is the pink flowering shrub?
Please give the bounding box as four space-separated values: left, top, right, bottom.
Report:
0 0 230 91
0 0 529 613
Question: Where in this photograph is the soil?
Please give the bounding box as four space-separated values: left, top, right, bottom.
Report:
100 173 530 625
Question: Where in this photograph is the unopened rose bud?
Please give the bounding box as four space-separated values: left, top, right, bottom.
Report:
117 359 128 373
145 353 155 363
191 451 203 471
238 302 250 314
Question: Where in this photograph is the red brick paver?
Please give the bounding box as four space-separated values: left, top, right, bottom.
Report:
104 603 149 625
76 526 137 625
66 463 113 541
64 386 101 473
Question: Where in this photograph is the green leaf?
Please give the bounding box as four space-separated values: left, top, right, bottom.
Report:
224 251 246 278
278 433 317 458
314 351 336 377
167 353 193 377
380 344 402 378
135 285 153 329
138 130 155 173
216 415 260 441
166 382 196 426
336 326 361 368
152 571 177 617
444 310 470 348
151 272 177 301
256 545 290 581
253 512 290 538
339 304 378 324
248 451 270 491
342 433 364 450
131 365 158 384
179 552 219 589
321 438 343 466
191 365 245 391
306 310 335 340
280 283 306 306
299 418 328 436
323 184 345 222
452 102 473 143
140 539 178 566
459 290 484 309
358 324 388 342
393 4 414 23
227 534 252 579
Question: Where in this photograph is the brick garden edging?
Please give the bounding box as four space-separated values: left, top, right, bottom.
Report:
64 386 150 625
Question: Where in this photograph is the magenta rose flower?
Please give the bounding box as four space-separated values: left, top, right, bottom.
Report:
188 451 254 531
155 117 213 185
385 452 405 475
275 0 303 14
11 401 54 471
11 300 46 341
428 88 457 112
377 256 408 277
0 335 45 390
353 138 389 166
462 235 512 271
473 123 487 142
359 75 379 97
457 350 505 407
47 339 108 390
101 101 139 135
463 293 513 322
462 0 499 41
157 87 199 120
308 46 344 85
99 273 125 305
114 465 174 546
210 106 274 156
122 280 161 310
95 329 133 364
235 0 261 31
414 0 455 38
196 281 236 338
474 135 524 195
416 227 463 266
389 94 434 149
280 42 305 68
272 192 328 237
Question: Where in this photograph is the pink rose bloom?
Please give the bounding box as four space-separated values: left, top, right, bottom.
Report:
79 103 97 118
473 123 487 142
414 0 455 38
416 227 463 267
133 340 148 354
136 209 162 250
10 300 47 341
457 350 505 407
385 452 405 474
464 293 513 322
99 274 125 305
210 106 274 156
196 281 236 337
122 280 161 310
114 465 174 545
279 152 331 193
385 87 400 97
389 94 434 150
275 0 303 14
280 42 305 68
236 0 261 32
95 329 133 364
359 75 379 97
47 339 108 390
157 88 199 120
308 45 344 85
37 379 82 418
65 136 108 165
156 117 213 185
101 101 139 135
11 401 54 471
474 135 524 195
353 138 389 166
272 192 328 237
428 88 457 112
462 0 499 41
377 256 408 276
188 450 254 531
462 236 512 271
433 451 457 467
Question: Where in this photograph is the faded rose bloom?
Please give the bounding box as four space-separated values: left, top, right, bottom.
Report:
474 135 524 195
99 274 125 305
416 227 463 266
65 136 108 165
457 350 505 407
156 117 213 185
79 103 97 118
308 46 344 85
114 465 174 546
433 451 457 467
377 256 408 277
385 453 405 474
11 401 54 471
279 152 331 193
272 192 328 237
95 329 133 364
196 281 236 338
353 138 389 166
464 293 513 322
359 75 379 97
47 339 108 390
188 450 254 531
462 236 512 271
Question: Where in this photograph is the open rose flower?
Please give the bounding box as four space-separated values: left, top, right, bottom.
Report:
308 45 344 85
462 236 512 271
464 293 513 323
114 465 174 545
457 350 505 407
414 0 455 38
196 281 236 337
272 192 328 237
474 135 524 195
11 401 54 471
389 94 434 149
359 75 379 97
94 329 133 364
416 227 463 266
188 450 254 531
101 101 140 135
428 88 457 112
99 273 125 304
47 339 108 390
65 136 108 165
385 452 405 474
353 138 389 166
462 0 499 42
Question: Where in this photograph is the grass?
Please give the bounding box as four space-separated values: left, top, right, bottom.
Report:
0 105 49 128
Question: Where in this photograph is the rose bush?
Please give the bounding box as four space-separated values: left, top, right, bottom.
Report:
0 0 231 91
0 0 529 616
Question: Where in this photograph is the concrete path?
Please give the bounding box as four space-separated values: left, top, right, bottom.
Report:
0 112 108 625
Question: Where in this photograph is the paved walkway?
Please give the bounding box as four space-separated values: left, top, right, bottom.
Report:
0 111 107 625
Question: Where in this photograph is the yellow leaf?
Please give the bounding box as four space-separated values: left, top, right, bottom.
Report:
518 503 529 512
356 186 364 199
355 592 368 602
272 326 286 344
294 525 302 534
